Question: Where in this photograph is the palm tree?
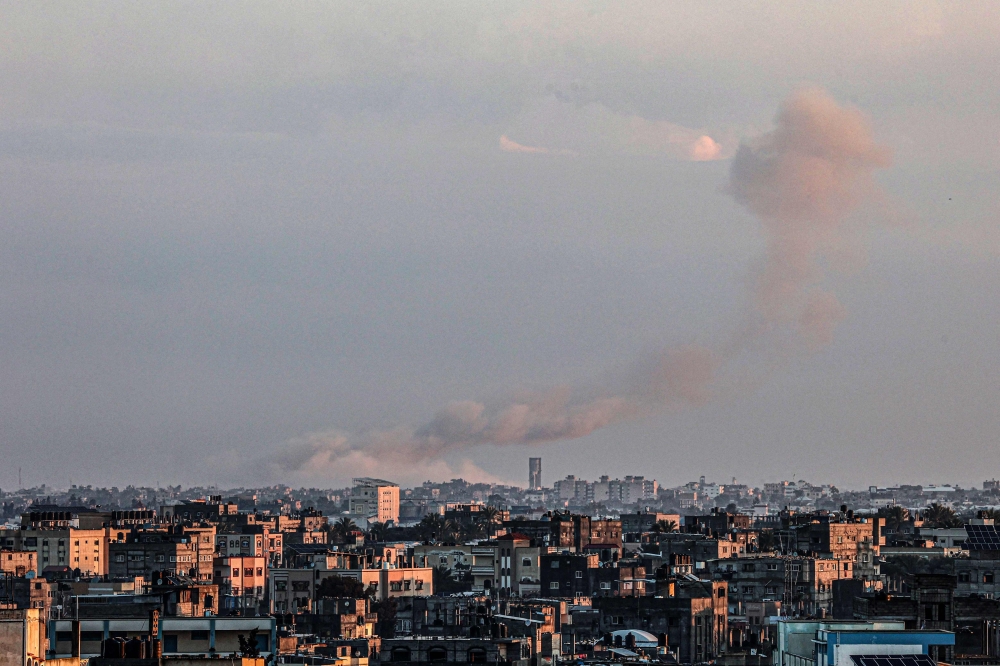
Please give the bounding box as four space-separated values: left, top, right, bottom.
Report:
367 521 388 543
417 513 462 542
333 517 359 543
924 503 962 528
977 508 1000 522
880 505 910 534
475 506 502 537
651 519 678 536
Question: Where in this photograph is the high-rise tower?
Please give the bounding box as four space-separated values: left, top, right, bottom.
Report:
529 457 542 490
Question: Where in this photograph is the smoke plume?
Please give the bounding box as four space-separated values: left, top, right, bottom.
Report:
729 87 892 342
259 88 891 484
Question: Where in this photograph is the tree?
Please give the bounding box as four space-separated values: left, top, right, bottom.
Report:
418 514 460 542
372 598 398 638
238 629 261 658
317 575 368 599
651 520 678 536
367 521 388 543
924 503 962 529
333 517 359 543
433 565 473 595
475 506 502 537
879 505 910 534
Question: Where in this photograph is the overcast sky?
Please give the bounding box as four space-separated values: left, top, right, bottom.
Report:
1 2 998 491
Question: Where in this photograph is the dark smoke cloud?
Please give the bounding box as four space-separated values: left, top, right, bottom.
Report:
258 88 891 484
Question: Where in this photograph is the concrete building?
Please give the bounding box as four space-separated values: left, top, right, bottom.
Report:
109 526 215 582
707 555 853 618
0 609 51 666
48 616 276 658
0 549 37 576
213 555 267 613
349 479 400 525
773 620 954 666
528 458 542 491
592 579 728 665
1 527 110 577
378 637 531 665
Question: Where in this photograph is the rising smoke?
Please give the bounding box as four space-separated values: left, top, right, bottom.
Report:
260 88 891 483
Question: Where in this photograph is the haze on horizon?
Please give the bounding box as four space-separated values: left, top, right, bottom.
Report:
0 2 998 492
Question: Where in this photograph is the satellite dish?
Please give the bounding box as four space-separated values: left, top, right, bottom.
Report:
524 619 531 627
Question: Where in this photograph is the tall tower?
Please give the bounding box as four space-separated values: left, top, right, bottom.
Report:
529 457 542 490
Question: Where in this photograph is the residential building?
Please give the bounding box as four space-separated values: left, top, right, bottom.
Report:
214 554 267 613
0 549 37 576
348 478 400 525
109 525 215 581
1 526 110 576
48 615 276 657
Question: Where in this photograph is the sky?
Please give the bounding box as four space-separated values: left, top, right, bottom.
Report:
0 1 998 492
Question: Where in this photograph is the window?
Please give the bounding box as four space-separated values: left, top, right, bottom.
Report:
959 572 971 583
600 582 611 590
742 586 754 594
416 580 424 590
244 568 253 577
985 572 995 584
233 568 240 577
427 647 448 662
257 567 263 576
767 563 778 571
575 571 583 578
742 563 755 572
550 582 560 590
115 554 125 563
522 557 532 567
190 630 209 641
551 561 559 568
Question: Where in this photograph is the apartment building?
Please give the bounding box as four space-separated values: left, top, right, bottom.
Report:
707 555 852 617
1 527 110 576
0 549 37 576
348 478 400 525
214 554 268 613
109 525 215 581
